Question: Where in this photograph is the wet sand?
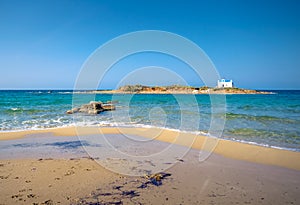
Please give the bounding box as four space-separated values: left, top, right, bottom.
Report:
0 127 300 204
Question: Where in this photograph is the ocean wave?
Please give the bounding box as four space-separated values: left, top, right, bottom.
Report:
225 112 299 124
3 108 45 115
226 138 300 152
57 92 73 94
6 107 23 113
226 128 299 137
237 105 254 110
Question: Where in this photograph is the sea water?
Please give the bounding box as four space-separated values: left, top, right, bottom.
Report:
0 90 299 151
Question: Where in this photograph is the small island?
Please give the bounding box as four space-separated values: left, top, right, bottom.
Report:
74 84 272 94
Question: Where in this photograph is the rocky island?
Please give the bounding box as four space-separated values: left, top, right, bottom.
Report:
74 85 272 94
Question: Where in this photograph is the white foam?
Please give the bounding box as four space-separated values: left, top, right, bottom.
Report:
11 107 21 111
58 92 72 94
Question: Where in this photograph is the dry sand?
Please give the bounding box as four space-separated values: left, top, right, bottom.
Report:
0 127 300 204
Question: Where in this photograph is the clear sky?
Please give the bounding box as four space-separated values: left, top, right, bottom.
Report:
0 0 299 90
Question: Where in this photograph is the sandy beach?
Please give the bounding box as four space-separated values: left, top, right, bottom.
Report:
0 127 299 205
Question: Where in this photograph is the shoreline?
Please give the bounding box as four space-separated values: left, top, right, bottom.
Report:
1 126 299 171
0 125 297 152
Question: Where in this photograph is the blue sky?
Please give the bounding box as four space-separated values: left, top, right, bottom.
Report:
0 0 299 89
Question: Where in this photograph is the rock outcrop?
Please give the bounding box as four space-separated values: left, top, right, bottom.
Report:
71 85 273 95
66 101 115 115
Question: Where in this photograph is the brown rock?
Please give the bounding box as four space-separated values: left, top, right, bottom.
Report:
66 101 115 115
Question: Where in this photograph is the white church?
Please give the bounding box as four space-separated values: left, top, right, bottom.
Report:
217 79 234 88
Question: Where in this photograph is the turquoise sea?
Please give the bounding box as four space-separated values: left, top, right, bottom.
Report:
0 90 299 151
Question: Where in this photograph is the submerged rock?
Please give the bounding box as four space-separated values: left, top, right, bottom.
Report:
66 101 115 114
